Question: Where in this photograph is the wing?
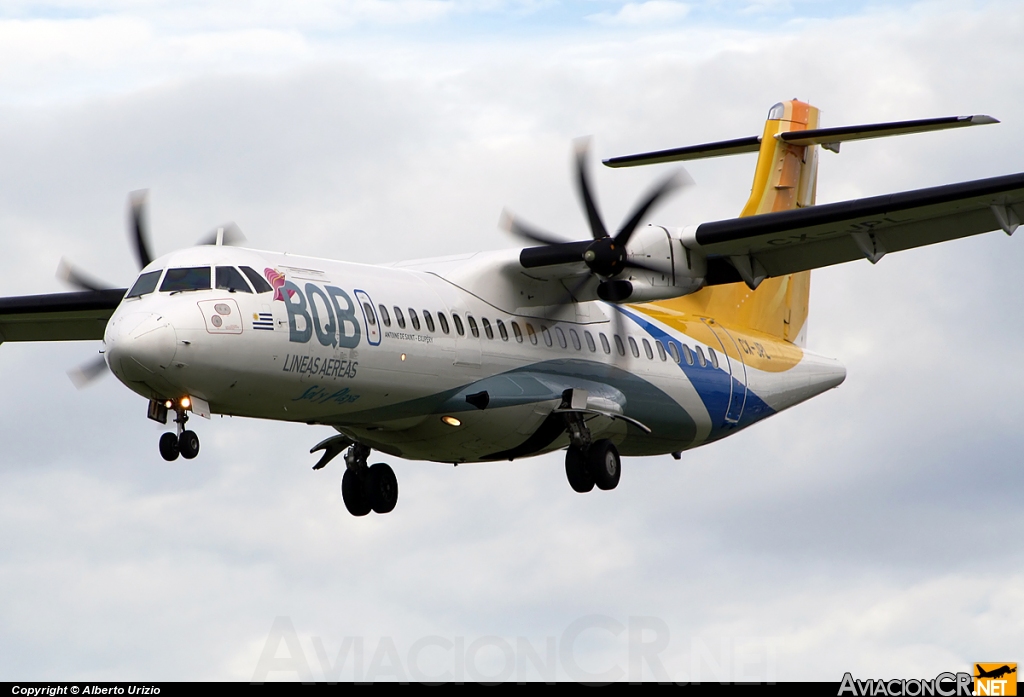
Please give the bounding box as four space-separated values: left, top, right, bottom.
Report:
685 172 1024 288
0 289 125 343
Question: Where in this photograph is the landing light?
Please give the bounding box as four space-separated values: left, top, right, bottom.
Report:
441 416 461 427
400 353 407 361
164 400 173 409
180 396 191 409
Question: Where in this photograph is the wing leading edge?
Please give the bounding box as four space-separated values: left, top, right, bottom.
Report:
687 172 1024 287
0 289 125 343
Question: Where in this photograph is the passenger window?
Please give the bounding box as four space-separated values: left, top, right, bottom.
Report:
682 344 694 365
452 313 464 336
526 323 538 345
614 335 625 356
423 310 435 332
161 267 211 292
467 315 479 338
394 306 406 329
585 331 596 352
240 266 273 293
438 312 450 334
628 337 640 358
497 319 509 341
600 333 611 354
695 346 707 367
555 327 567 349
216 266 253 293
378 304 392 327
541 326 553 347
668 341 680 364
363 302 377 326
569 328 581 350
656 340 667 361
642 338 653 360
708 347 720 369
126 270 162 298
409 308 421 331
482 318 494 339
511 321 523 343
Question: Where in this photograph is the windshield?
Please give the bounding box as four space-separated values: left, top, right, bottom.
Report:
160 267 211 292
126 270 162 298
240 266 273 293
216 266 253 293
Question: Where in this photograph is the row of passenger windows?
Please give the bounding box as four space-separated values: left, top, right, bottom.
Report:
126 265 273 298
372 303 720 368
126 269 719 369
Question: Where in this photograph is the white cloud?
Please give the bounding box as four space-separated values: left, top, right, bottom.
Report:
588 1 691 25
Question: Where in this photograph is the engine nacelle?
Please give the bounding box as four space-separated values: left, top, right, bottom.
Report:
613 224 705 302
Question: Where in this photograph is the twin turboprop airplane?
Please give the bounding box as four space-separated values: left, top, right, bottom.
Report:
2 99 1022 517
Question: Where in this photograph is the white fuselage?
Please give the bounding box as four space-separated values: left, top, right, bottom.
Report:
104 245 845 464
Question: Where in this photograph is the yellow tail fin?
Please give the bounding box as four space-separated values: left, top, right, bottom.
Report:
652 99 820 346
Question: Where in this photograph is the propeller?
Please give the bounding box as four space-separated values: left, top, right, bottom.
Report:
58 190 247 388
196 222 247 247
501 138 689 302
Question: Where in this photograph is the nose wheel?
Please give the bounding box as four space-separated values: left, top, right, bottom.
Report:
158 407 201 461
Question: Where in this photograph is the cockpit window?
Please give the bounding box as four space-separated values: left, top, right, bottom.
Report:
216 266 253 293
240 266 273 294
160 267 211 292
126 270 162 298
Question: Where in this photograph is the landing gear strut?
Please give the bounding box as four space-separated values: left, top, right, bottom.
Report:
158 407 200 462
562 410 621 493
339 443 399 516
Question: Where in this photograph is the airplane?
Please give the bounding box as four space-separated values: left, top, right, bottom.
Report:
1 98 1022 518
975 665 1017 680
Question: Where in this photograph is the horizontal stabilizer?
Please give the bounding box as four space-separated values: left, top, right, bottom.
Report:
604 115 997 167
603 135 761 168
778 115 998 152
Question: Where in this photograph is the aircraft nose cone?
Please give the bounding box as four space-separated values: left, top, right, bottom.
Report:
105 313 177 382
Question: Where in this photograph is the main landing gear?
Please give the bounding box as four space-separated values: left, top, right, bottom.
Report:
339 443 398 517
159 408 200 462
562 410 621 493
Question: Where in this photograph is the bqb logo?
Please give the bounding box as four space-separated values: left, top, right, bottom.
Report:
974 663 1016 696
280 281 362 349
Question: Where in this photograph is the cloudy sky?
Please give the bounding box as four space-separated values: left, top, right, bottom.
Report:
1 0 1023 682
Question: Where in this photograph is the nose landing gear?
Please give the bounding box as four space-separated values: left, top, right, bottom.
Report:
158 406 200 462
338 442 399 516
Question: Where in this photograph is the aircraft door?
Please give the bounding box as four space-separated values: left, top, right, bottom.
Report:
354 289 381 346
702 319 748 424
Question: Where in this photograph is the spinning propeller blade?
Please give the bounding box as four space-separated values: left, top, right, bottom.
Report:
129 190 154 270
196 223 247 247
503 138 689 303
68 354 109 389
56 258 114 292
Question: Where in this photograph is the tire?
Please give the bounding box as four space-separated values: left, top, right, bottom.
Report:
178 430 200 460
341 468 371 517
365 463 399 514
159 432 180 461
587 439 621 491
565 447 594 493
